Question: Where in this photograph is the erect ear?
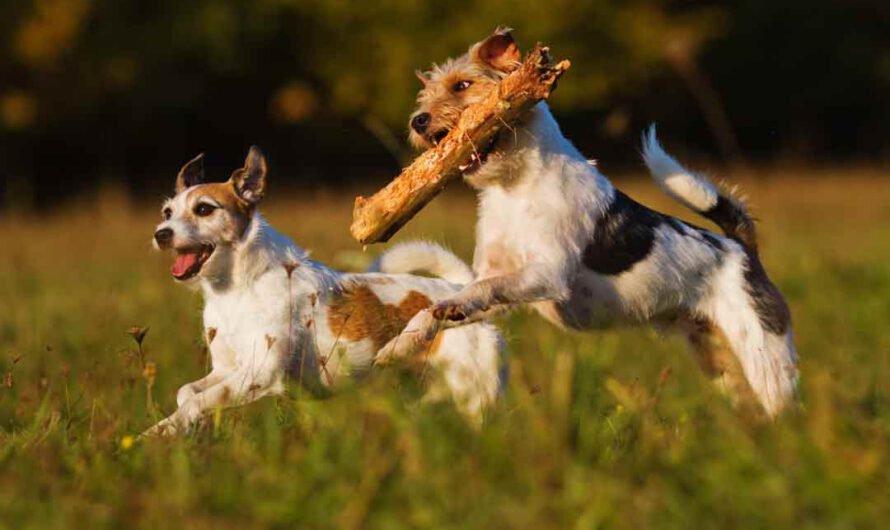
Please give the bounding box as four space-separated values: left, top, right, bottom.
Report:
472 27 521 72
230 145 267 205
414 69 430 86
176 153 204 193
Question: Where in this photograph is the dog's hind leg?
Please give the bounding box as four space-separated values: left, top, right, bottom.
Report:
423 325 506 427
711 316 799 418
677 314 761 414
698 255 800 418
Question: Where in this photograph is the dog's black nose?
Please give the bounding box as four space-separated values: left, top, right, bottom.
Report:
154 228 173 246
411 112 431 134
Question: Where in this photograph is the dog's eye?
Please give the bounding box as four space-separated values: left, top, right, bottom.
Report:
452 80 473 92
194 203 217 217
162 208 172 220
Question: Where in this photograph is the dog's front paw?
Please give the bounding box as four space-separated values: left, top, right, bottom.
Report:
139 417 180 439
376 310 439 365
176 384 197 408
431 300 487 322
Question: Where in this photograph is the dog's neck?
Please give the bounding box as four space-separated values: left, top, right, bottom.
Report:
463 103 599 191
198 213 320 296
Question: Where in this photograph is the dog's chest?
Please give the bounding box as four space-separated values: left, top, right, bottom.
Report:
476 186 573 274
203 283 296 367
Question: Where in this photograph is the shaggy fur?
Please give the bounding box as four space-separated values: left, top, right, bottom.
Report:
383 29 799 417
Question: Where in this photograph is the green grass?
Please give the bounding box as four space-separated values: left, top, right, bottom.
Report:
1 169 889 529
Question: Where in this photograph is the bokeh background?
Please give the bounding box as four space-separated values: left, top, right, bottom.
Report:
1 0 888 208
3 2 890 528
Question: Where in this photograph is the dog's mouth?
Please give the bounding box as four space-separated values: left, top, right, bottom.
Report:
430 129 448 145
170 244 215 281
458 132 500 175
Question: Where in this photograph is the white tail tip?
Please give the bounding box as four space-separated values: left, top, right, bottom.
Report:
641 125 719 213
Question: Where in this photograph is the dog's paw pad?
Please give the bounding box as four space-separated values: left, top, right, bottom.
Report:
432 303 468 321
447 309 467 321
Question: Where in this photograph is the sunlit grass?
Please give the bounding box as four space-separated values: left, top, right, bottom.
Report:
0 168 889 528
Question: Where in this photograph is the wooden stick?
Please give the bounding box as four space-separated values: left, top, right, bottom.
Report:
350 44 571 244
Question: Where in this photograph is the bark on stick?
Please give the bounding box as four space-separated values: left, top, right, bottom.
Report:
350 44 571 244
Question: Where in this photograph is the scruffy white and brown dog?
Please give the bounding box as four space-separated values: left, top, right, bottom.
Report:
143 147 504 436
382 28 799 417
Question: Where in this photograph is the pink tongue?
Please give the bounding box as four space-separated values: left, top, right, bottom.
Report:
171 252 199 277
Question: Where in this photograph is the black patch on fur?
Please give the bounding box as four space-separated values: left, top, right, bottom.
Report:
703 193 788 333
667 218 724 252
743 252 791 335
702 195 757 250
583 190 663 275
583 190 726 276
664 217 687 234
697 230 724 251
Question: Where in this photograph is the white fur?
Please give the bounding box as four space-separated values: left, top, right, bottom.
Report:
144 206 504 437
371 241 474 284
641 125 719 213
387 104 799 417
694 248 798 417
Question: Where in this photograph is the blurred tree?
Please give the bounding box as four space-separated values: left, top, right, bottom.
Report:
0 0 887 207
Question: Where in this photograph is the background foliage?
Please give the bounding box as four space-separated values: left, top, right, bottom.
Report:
1 0 888 207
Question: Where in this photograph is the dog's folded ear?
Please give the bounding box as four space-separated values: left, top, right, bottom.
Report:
231 146 267 205
472 27 520 73
176 153 205 193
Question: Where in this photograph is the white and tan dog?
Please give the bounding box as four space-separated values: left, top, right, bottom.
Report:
383 28 799 418
143 147 504 436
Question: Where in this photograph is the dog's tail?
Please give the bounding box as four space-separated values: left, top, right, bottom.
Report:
370 241 474 284
641 126 758 251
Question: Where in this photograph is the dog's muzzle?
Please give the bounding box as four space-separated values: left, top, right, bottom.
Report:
410 112 430 134
170 244 215 281
154 228 173 248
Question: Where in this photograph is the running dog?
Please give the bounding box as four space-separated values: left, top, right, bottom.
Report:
144 147 504 436
382 28 798 417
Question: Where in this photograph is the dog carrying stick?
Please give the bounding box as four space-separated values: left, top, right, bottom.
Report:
350 44 570 245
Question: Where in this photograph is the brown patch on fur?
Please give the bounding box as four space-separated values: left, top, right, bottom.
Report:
186 182 254 241
678 314 761 416
206 327 217 345
284 262 300 277
408 30 521 149
327 285 433 350
409 29 522 149
428 331 445 351
426 332 445 359
474 30 521 72
410 68 500 149
404 330 446 373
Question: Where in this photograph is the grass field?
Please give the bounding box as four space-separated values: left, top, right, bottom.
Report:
1 167 889 529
